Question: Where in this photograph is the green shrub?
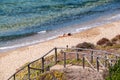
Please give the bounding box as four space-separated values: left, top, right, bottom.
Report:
76 42 95 49
106 59 120 80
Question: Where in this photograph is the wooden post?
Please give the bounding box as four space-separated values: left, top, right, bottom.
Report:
55 47 57 64
41 57 44 73
116 56 118 64
104 53 107 67
96 57 99 72
66 45 68 49
66 45 68 51
76 52 79 61
82 54 85 69
28 64 30 80
13 74 15 80
64 52 66 68
91 51 94 63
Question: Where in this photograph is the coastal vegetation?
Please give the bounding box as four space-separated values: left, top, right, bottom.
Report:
106 59 120 80
76 42 95 49
36 70 66 80
96 34 120 50
9 34 120 80
97 38 113 46
96 35 120 80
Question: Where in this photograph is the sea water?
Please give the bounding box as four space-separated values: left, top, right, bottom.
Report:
0 0 120 51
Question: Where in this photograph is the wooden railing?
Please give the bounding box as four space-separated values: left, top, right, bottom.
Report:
8 47 120 80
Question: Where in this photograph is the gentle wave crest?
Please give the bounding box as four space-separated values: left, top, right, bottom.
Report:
37 30 46 34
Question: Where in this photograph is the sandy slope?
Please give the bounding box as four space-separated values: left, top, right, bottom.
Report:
0 21 120 80
50 65 104 80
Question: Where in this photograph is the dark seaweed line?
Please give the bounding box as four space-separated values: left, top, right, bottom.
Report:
0 32 37 42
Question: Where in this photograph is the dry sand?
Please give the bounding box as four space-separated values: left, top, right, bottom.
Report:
0 21 120 80
50 65 104 80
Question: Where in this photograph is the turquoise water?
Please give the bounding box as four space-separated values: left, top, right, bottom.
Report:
0 0 120 50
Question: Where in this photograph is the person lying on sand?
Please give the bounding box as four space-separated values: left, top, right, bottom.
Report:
59 33 72 38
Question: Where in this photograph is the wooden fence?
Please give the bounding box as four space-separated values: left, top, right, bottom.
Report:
8 47 120 80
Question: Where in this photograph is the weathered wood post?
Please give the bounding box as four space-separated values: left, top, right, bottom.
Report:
55 47 57 64
66 45 68 50
76 51 79 61
96 57 99 72
91 51 94 63
28 64 30 80
13 74 16 80
64 52 66 68
41 57 44 73
66 45 69 52
82 54 85 69
116 55 118 64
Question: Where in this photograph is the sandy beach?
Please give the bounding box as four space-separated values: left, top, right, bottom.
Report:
0 20 120 80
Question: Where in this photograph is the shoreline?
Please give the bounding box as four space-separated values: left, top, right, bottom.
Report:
0 20 120 80
0 16 120 52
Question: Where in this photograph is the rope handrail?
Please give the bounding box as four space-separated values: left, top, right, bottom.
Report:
8 65 27 80
84 56 96 71
98 59 106 69
61 51 91 56
47 47 120 55
30 48 55 65
8 47 55 80
57 47 110 53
